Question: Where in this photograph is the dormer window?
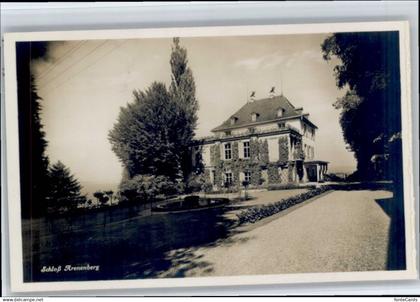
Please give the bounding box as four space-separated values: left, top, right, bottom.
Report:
230 116 238 125
251 112 259 122
277 108 285 118
278 122 286 129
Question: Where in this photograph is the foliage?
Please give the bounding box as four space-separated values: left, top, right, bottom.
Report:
169 37 200 180
292 138 305 160
259 140 269 165
186 173 206 193
104 190 114 205
209 138 291 188
46 161 86 214
278 136 289 161
202 182 213 193
321 32 402 180
93 191 109 206
237 186 332 225
16 42 51 218
288 164 295 182
109 38 201 189
267 164 280 183
119 175 179 204
267 184 316 191
109 82 185 179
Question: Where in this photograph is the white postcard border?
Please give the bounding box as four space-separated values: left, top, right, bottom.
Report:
3 21 417 293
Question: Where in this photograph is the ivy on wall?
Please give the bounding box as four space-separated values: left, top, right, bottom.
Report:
232 141 239 160
203 168 210 181
288 163 295 182
210 144 221 166
292 136 305 160
267 164 280 184
206 136 296 188
259 140 269 165
279 136 289 162
250 139 260 163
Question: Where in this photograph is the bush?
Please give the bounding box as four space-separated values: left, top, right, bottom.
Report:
119 175 179 204
186 173 205 193
237 185 332 224
205 187 239 195
202 182 213 193
267 183 316 191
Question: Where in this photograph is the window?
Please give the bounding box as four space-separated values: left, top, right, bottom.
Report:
277 108 284 117
243 141 250 158
251 112 259 122
248 127 255 134
225 172 233 186
278 122 286 129
244 171 251 183
230 117 237 125
225 131 231 136
224 143 232 160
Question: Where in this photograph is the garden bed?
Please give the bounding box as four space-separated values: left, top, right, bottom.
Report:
236 185 332 225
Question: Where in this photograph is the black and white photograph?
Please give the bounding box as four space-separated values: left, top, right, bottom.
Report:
3 22 417 291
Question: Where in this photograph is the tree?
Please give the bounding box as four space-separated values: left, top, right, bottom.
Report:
16 42 51 218
46 161 86 214
119 174 178 204
109 82 186 179
321 32 402 180
93 191 109 207
185 173 206 193
104 190 114 205
169 37 200 180
109 38 201 199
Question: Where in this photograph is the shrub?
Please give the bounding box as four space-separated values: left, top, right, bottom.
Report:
119 175 179 204
202 182 213 193
186 173 205 193
237 185 332 224
267 183 316 191
93 191 109 206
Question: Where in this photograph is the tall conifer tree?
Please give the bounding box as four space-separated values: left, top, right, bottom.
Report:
47 161 86 213
169 37 199 180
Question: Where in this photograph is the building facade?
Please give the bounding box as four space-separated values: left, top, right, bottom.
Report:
193 94 328 190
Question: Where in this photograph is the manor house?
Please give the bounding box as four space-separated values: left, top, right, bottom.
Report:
193 94 328 189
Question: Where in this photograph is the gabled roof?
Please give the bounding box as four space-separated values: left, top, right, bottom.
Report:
212 94 314 132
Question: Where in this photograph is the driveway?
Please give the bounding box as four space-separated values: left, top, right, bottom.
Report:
159 189 401 277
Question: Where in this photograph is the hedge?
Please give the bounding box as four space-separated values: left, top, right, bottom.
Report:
236 185 332 225
267 183 316 191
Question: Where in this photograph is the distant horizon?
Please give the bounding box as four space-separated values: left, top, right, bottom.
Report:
34 33 357 194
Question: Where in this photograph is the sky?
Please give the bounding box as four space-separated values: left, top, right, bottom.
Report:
33 33 357 194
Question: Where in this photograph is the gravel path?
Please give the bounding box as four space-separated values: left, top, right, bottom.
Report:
159 190 394 277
